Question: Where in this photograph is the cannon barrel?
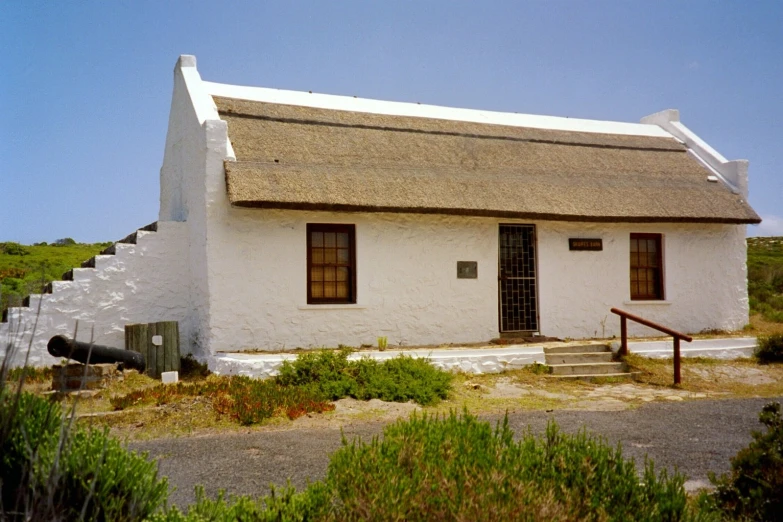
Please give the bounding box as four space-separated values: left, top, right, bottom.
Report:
47 335 145 372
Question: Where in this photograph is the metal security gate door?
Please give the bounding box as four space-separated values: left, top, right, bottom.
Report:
498 224 539 333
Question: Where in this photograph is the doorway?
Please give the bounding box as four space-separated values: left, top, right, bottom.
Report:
498 224 539 333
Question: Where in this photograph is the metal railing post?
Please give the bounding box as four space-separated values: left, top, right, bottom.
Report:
673 337 681 385
620 316 628 356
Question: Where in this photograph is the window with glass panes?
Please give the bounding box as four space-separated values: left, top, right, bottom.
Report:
630 233 663 300
307 224 356 304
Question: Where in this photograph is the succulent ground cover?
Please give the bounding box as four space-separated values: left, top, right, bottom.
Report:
99 350 453 431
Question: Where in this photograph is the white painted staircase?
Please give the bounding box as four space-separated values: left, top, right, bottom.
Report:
0 221 189 368
545 344 633 379
1 223 160 325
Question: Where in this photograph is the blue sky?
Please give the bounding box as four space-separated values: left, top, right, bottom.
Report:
2 1 781 243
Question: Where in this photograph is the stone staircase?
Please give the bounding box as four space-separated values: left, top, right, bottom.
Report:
545 343 634 379
1 222 158 324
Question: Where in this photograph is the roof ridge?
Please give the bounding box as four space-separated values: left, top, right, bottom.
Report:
217 109 684 153
205 81 671 138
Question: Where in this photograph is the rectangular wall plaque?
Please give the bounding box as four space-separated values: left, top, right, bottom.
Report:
569 238 603 251
457 261 478 279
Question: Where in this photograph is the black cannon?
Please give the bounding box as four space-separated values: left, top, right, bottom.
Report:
47 335 145 373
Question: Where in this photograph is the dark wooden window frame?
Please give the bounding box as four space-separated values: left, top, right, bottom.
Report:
630 233 664 301
307 223 357 304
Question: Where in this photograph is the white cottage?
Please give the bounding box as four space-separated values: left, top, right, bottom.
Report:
1 55 760 366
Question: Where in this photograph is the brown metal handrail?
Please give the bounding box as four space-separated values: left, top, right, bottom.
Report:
610 308 693 385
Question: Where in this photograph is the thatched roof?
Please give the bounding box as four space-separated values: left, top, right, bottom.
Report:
215 96 760 224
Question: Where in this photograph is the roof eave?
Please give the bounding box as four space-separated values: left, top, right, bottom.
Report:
228 200 761 225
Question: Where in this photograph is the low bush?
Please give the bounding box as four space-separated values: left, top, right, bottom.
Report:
709 401 783 521
276 349 452 406
179 353 211 380
151 484 333 522
754 333 783 363
153 411 707 521
325 412 696 521
0 242 31 256
0 389 169 520
112 349 450 425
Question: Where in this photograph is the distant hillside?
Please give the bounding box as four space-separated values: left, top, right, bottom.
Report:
747 236 783 323
0 240 110 313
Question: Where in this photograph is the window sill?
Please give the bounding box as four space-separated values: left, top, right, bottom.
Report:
298 304 367 310
622 300 672 306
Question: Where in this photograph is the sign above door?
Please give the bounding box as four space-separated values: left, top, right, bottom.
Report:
569 238 603 251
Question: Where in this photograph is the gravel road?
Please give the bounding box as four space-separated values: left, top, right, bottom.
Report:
130 396 781 507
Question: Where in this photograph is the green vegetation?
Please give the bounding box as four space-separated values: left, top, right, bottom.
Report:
0 389 169 520
7 334 781 520
110 350 453 426
708 401 783 521
111 375 335 425
747 236 783 323
754 333 783 364
5 365 53 384
179 353 212 381
157 411 707 521
0 240 110 313
276 348 452 406
150 484 332 522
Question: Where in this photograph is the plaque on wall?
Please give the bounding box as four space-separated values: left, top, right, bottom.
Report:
457 261 478 279
569 238 603 251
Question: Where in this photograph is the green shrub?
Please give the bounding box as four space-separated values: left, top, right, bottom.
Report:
151 484 332 521
0 390 63 510
156 411 708 521
0 389 169 520
113 349 451 425
754 334 783 363
325 411 698 521
277 348 356 398
276 349 452 406
709 402 783 521
0 242 31 256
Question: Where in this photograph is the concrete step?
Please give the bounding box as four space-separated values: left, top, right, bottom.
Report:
545 352 614 365
544 344 610 355
549 362 626 376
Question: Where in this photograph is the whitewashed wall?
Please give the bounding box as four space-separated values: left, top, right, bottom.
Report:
537 221 748 338
204 209 499 351
158 55 235 356
0 223 191 367
200 206 749 352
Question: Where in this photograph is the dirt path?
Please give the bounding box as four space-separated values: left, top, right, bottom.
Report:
130 396 781 507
